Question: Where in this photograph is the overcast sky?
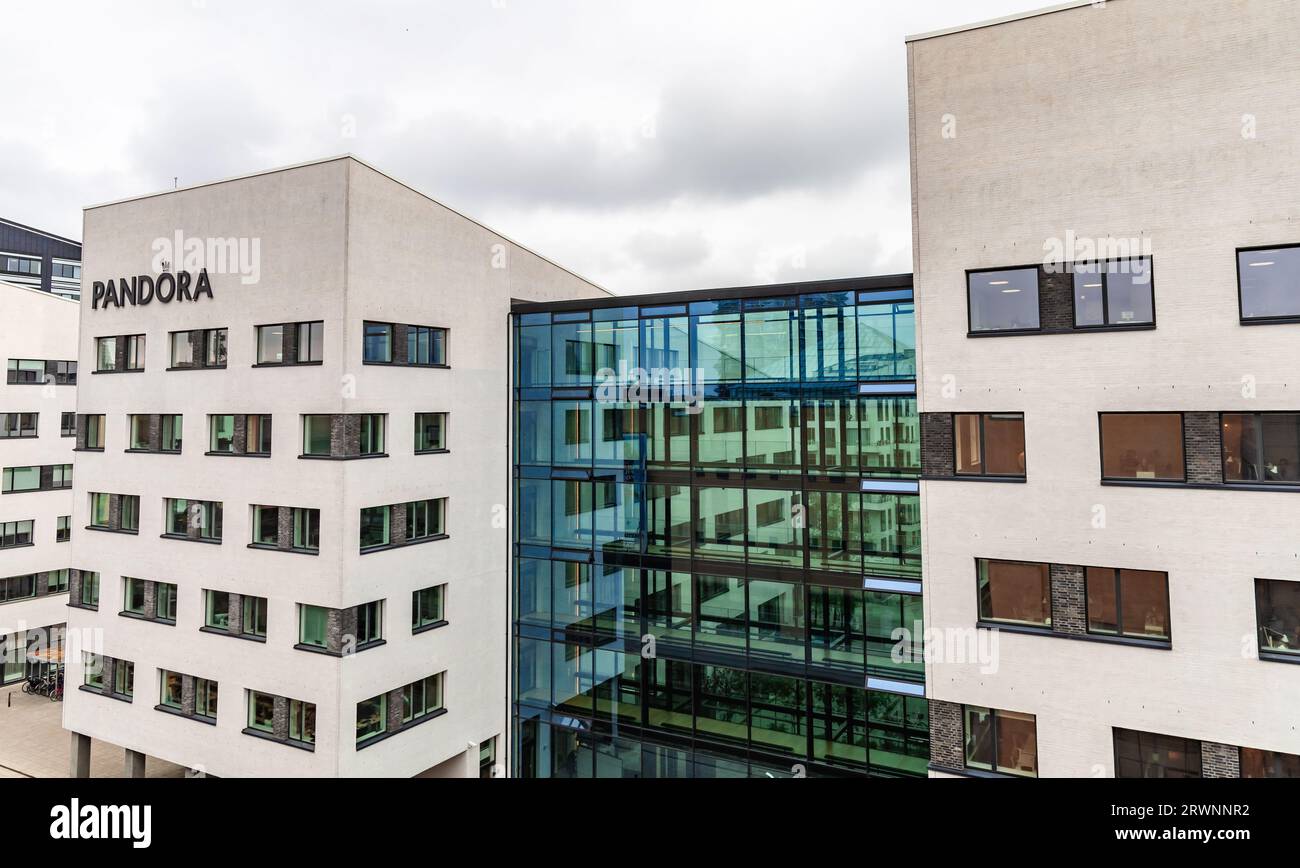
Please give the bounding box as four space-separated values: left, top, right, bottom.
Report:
2 0 1054 294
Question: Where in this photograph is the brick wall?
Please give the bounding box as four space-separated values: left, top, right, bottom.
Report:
1202 741 1241 778
1184 411 1223 484
921 413 954 478
928 699 965 771
1050 564 1086 635
1038 267 1075 330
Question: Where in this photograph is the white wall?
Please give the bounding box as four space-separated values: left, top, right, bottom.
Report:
908 0 1300 775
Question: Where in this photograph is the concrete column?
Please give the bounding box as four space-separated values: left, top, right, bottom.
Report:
70 732 91 778
466 742 480 779
125 748 146 778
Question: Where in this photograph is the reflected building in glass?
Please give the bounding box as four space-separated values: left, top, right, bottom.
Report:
511 275 927 778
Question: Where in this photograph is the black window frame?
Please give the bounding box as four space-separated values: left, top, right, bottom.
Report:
1255 577 1300 662
1113 727 1202 778
1069 256 1157 330
1219 411 1300 486
1097 411 1188 484
965 265 1043 336
961 705 1039 778
1083 566 1172 643
1237 243 1300 325
168 328 228 371
952 412 1027 479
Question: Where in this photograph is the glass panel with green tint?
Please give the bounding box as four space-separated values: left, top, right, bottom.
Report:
90 493 111 528
696 400 743 469
745 399 800 473
750 672 806 756
802 293 858 380
516 402 549 466
552 480 592 550
646 570 692 648
550 562 591 631
646 402 692 469
642 315 688 374
205 590 230 629
812 682 868 768
694 486 745 561
856 301 915 381
516 559 551 628
160 670 183 708
594 403 641 468
694 664 747 746
861 493 921 578
355 694 386 743
80 572 100 607
412 585 445 629
302 415 331 456
359 506 390 550
595 734 642 778
749 579 805 663
129 415 150 450
289 700 315 744
123 578 146 614
516 637 551 708
248 691 276 732
298 605 329 648
747 488 802 566
646 658 693 736
591 318 638 380
551 401 591 467
692 309 742 383
696 574 746 653
551 724 595 778
646 483 691 556
592 649 641 724
516 478 550 547
551 320 594 387
869 692 930 776
807 490 862 574
809 585 865 671
859 397 921 477
552 642 593 715
592 565 637 637
866 592 923 678
743 303 798 381
517 324 551 387
594 481 639 555
209 415 235 452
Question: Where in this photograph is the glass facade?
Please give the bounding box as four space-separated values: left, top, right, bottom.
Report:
512 284 925 778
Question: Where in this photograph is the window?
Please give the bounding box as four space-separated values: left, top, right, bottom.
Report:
1239 246 1300 322
293 508 319 551
161 415 182 451
123 577 147 615
157 583 178 621
967 268 1040 333
356 601 383 645
165 498 222 540
955 413 1026 477
252 505 279 546
302 415 331 456
90 493 111 528
1241 748 1300 779
6 359 46 385
1114 728 1201 778
358 414 385 455
1256 579 1300 658
114 660 134 698
1222 413 1300 484
121 495 139 532
60 413 74 437
170 328 227 369
52 464 72 488
359 506 390 550
0 413 37 438
47 569 70 593
289 699 316 744
83 654 105 690
209 415 235 452
977 559 1051 627
0 575 35 601
257 322 324 364
256 325 284 364
298 605 329 648
243 596 268 638
56 515 70 543
81 572 100 608
0 520 33 549
356 694 387 743
3 255 40 275
95 337 117 371
129 415 150 450
2 466 40 493
363 322 392 363
1099 413 1184 482
247 691 276 733
402 673 444 723
204 590 230 630
406 498 445 541
160 670 184 709
298 322 324 363
126 335 146 370
413 585 446 630
408 326 447 366
247 414 272 454
964 707 1038 777
1073 259 1154 327
415 413 447 452
195 678 218 719
1086 568 1170 640
84 414 105 449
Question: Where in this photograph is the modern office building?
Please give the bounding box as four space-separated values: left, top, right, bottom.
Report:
909 0 1300 777
1 218 83 301
62 155 608 777
0 279 78 690
510 276 928 777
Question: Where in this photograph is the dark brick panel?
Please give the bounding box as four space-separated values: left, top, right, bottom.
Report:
921 413 954 478
1184 412 1223 485
1202 741 1241 778
928 699 965 771
1038 267 1074 330
1050 564 1086 635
